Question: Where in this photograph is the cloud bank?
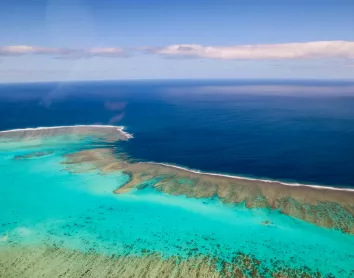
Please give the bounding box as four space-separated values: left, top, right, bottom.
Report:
0 45 125 59
1 41 354 60
145 41 354 60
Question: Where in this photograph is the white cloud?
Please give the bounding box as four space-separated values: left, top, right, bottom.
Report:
1 41 354 61
0 45 77 56
145 41 354 60
87 47 125 56
0 45 125 58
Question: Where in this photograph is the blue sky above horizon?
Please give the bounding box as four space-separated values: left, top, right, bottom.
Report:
1 0 354 83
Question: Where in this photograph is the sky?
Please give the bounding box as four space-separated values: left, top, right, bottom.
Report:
0 0 354 83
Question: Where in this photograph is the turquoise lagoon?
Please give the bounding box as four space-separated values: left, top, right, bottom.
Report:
0 136 354 277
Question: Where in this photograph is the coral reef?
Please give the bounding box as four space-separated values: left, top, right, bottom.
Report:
63 148 354 234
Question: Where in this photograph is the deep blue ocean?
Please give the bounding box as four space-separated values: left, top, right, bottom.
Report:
1 80 354 188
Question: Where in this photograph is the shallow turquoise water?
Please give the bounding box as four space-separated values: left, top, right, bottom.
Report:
0 137 354 277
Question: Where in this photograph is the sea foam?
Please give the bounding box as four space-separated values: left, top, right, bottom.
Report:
144 162 354 192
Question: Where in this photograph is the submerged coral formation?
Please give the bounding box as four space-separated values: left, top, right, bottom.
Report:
0 246 330 278
63 148 354 234
1 126 354 278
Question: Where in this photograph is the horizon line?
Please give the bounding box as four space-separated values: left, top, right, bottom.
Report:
2 77 354 86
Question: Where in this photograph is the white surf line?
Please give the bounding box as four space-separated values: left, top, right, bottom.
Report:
0 125 134 139
143 162 354 192
115 126 134 139
1 126 352 192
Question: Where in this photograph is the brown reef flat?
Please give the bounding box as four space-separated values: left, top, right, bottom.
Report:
63 148 354 234
0 245 323 278
0 125 131 142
